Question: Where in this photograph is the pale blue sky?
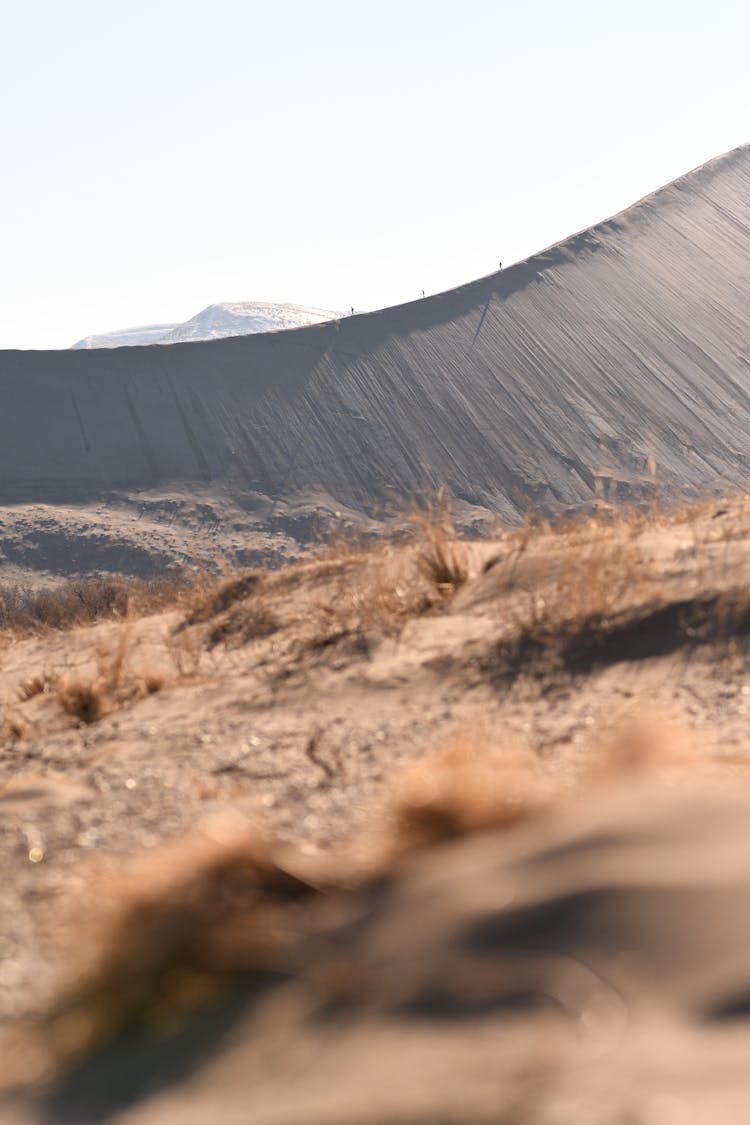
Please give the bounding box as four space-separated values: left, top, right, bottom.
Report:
2 0 749 349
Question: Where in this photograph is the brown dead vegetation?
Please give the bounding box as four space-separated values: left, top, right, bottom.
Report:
56 624 168 725
58 680 107 725
205 602 281 649
388 733 554 853
5 823 318 1084
6 495 750 736
0 711 28 742
182 573 263 627
180 534 441 657
411 493 469 596
1 492 747 649
0 573 195 637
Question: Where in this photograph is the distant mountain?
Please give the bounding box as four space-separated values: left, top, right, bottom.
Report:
71 301 340 349
71 324 178 349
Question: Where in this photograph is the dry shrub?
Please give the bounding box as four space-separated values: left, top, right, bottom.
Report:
182 572 262 627
0 573 195 637
172 496 473 656
387 733 555 855
499 578 750 689
501 493 750 658
538 525 644 624
57 624 156 724
180 570 281 649
588 711 702 782
206 602 281 648
58 681 106 725
186 545 432 655
262 554 366 602
0 710 29 742
411 494 468 598
311 520 375 564
306 499 475 642
8 819 318 1082
142 670 166 695
386 713 712 860
0 741 556 1080
165 624 205 677
485 517 654 678
417 536 468 597
311 552 431 645
17 675 49 702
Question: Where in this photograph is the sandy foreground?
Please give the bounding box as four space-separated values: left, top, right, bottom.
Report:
2 498 750 1120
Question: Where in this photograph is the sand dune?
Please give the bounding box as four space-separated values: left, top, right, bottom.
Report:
3 145 750 536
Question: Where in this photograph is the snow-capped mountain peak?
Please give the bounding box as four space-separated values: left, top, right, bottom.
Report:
71 300 340 349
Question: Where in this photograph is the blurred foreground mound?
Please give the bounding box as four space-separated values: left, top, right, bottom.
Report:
5 728 750 1124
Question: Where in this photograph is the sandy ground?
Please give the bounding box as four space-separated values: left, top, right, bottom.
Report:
2 498 750 1119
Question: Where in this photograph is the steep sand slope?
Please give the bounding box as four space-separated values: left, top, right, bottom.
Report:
3 144 750 527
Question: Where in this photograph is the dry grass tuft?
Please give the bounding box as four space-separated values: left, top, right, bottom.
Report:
142 671 166 695
294 498 475 647
388 733 554 855
164 623 205 677
309 555 431 646
17 675 49 702
0 574 194 637
206 602 281 649
8 819 318 1082
589 711 702 782
183 573 263 628
180 566 317 651
56 624 159 724
386 712 717 862
0 710 29 742
0 493 470 672
411 494 468 598
58 681 106 725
